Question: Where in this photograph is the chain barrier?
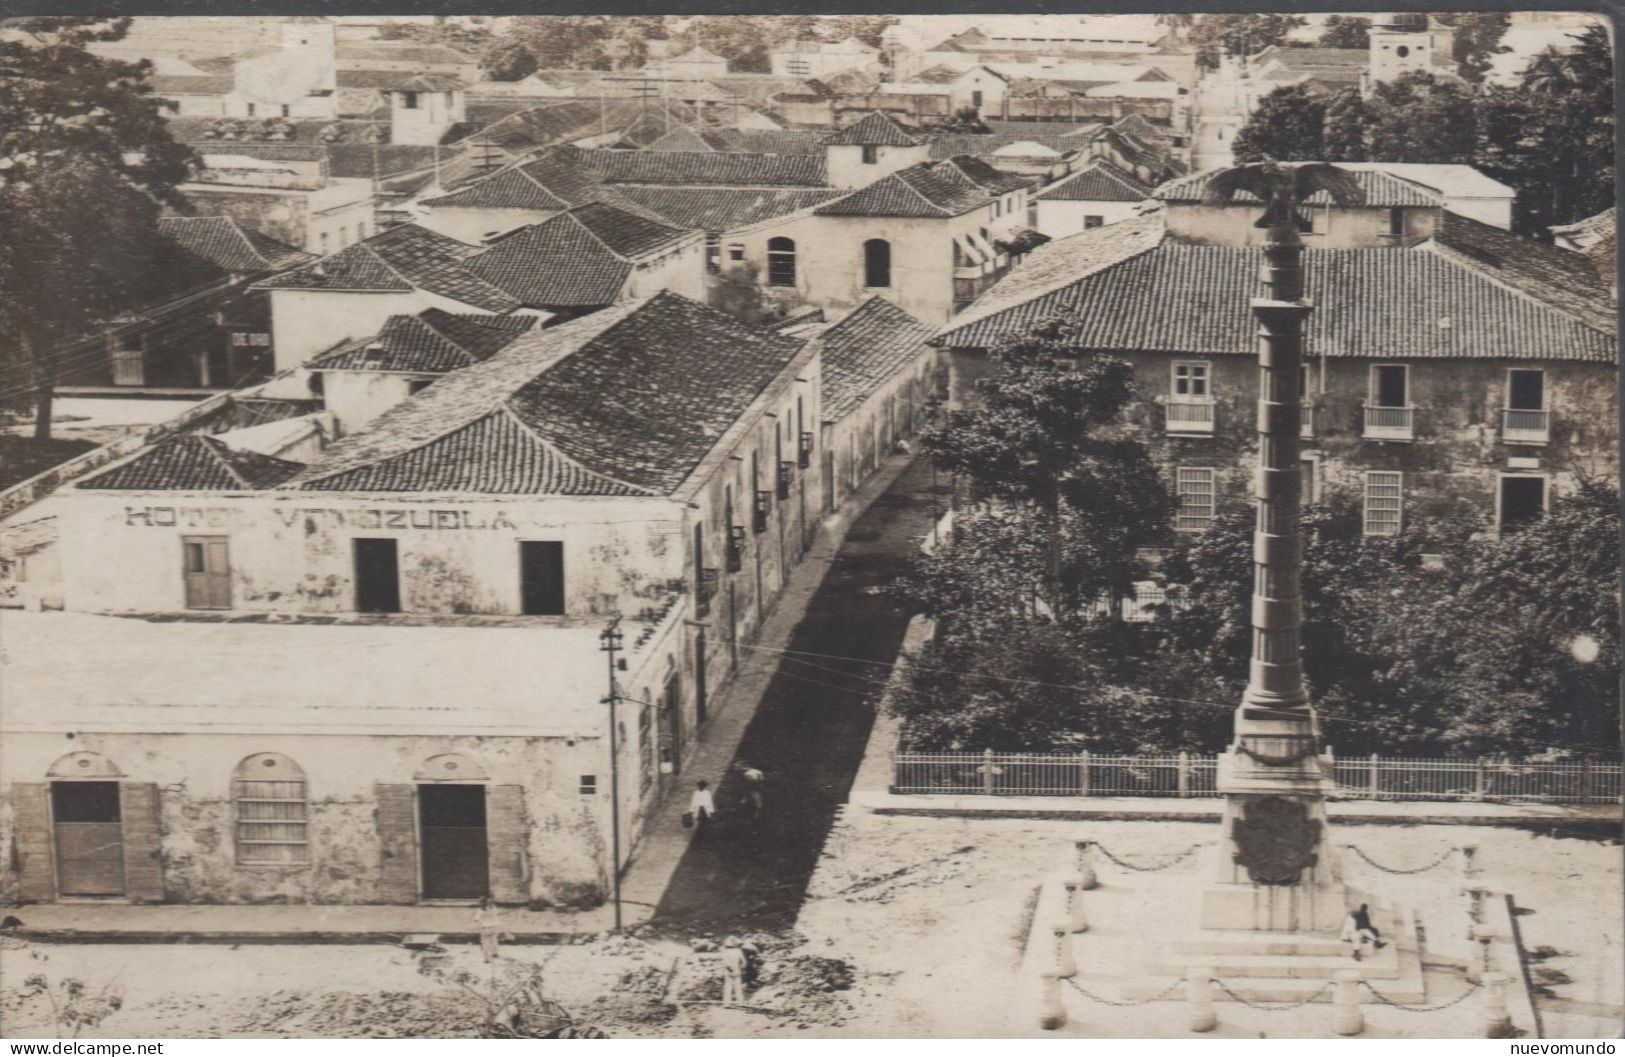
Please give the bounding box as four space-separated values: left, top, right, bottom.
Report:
1064 976 1185 1007
1344 844 1459 875
1213 980 1333 1011
1092 842 1209 872
1360 979 1483 1012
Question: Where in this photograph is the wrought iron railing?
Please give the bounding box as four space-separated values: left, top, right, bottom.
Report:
890 750 1621 803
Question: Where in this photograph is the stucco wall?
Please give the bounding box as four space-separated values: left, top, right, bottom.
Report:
1034 198 1143 238
947 345 1618 536
0 729 651 907
826 143 932 190
730 201 1026 324
270 288 483 370
60 493 687 618
1165 202 1441 249
323 370 427 436
418 205 560 244
623 239 708 303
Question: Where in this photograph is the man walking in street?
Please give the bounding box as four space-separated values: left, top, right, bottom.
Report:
690 779 716 841
738 762 766 823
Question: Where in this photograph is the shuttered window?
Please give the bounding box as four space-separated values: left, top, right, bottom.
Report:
235 754 309 864
1364 471 1403 537
1175 468 1216 533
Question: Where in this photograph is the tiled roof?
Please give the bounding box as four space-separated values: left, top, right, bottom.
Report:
79 435 304 491
293 292 808 496
1551 206 1616 242
251 223 521 312
190 141 328 162
913 64 979 84
1255 46 1368 68
157 216 314 273
150 73 234 95
569 146 829 187
336 70 466 92
823 111 923 147
935 219 1615 362
927 133 1087 160
325 144 441 179
336 42 475 66
308 310 538 374
815 156 1021 218
465 203 692 308
984 120 1101 137
608 186 843 234
1155 167 1442 208
1035 159 1153 203
645 127 730 152
714 129 828 155
818 297 937 422
421 156 597 210
1430 210 1616 336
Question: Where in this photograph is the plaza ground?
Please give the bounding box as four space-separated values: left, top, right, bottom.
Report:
3 815 1618 1039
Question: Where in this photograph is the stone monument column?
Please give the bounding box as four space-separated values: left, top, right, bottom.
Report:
1197 163 1364 933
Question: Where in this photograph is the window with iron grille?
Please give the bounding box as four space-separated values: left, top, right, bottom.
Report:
777 461 793 500
234 753 309 864
727 526 745 572
638 702 653 795
1364 471 1403 536
1175 467 1216 533
754 490 770 533
799 431 814 469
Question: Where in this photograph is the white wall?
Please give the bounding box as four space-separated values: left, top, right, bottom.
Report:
1034 198 1142 238
61 492 686 618
418 205 559 244
270 288 481 370
826 142 931 190
624 239 708 302
322 370 426 436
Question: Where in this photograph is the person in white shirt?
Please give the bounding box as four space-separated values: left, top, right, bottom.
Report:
690 780 716 840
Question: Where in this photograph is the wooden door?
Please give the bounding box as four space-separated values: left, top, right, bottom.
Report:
354 538 401 613
52 782 124 896
519 540 565 616
694 630 708 725
182 536 231 610
418 784 488 900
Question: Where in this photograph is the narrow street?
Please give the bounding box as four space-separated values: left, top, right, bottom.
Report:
650 454 943 933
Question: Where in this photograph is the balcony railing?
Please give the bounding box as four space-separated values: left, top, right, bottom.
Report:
1165 400 1215 434
1502 407 1550 445
695 568 719 618
753 490 771 533
1300 403 1314 439
777 461 794 500
798 431 814 469
726 526 745 573
1363 404 1414 441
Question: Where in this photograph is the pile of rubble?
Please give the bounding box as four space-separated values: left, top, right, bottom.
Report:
211 990 484 1038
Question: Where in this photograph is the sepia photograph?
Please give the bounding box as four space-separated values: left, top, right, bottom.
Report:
0 7 1618 1043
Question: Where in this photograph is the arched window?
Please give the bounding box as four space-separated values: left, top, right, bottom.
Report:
766 237 796 287
234 754 308 864
863 238 891 288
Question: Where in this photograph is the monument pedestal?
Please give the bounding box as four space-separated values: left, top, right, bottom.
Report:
1199 724 1347 934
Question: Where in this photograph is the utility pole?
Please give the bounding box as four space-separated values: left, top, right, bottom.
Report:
600 615 625 933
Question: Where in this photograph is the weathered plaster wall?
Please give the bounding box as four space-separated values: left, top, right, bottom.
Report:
60 493 687 618
730 200 1026 324
1165 202 1440 249
948 345 1618 536
322 370 428 436
1034 198 1143 239
623 239 709 303
418 205 561 245
270 288 487 370
0 731 651 907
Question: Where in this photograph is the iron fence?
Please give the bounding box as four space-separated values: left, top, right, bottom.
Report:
891 750 1620 803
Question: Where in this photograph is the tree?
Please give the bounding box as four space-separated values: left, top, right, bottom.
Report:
1316 15 1370 50
1433 13 1512 83
826 15 899 49
1161 481 1621 757
680 16 774 73
1189 14 1308 68
1321 87 1369 161
916 320 1170 618
480 37 537 82
1363 72 1478 164
1231 84 1328 162
510 15 616 70
0 17 195 439
1500 27 1616 226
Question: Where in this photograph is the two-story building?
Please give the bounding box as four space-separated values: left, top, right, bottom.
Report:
175 142 377 256
1 292 824 909
1031 158 1153 237
936 174 1617 541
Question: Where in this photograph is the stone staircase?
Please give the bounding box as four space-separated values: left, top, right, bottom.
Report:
1115 900 1428 1003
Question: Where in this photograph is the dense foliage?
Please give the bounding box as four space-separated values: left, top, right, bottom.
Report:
492 15 897 75
1232 27 1614 230
1189 14 1307 68
0 17 196 438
